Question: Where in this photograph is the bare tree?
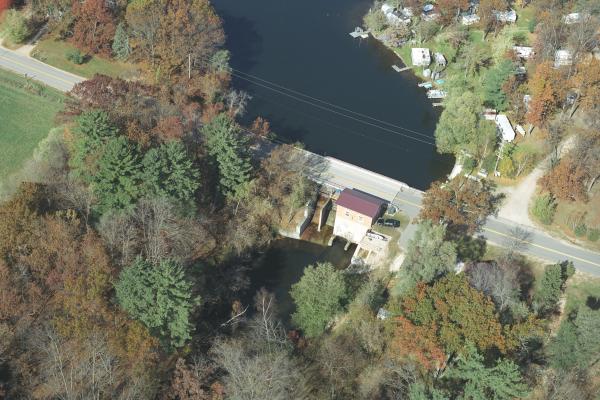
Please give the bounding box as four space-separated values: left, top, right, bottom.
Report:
467 261 520 311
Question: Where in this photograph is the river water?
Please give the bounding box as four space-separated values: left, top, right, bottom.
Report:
213 0 454 190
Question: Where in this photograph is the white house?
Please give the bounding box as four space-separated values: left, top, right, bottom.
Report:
461 14 480 25
411 48 431 66
381 3 410 25
513 46 534 60
493 9 517 23
434 52 447 66
563 12 581 24
554 49 573 68
483 112 516 142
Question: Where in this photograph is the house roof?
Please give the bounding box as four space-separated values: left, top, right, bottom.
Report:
336 189 385 218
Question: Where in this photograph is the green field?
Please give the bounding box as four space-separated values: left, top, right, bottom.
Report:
31 38 139 79
0 68 65 177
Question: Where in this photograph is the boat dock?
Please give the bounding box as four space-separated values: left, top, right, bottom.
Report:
349 27 369 39
392 65 413 72
426 89 447 99
432 102 444 107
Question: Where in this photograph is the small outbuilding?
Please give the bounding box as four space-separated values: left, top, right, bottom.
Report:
513 46 534 60
493 9 517 23
434 52 447 66
461 14 480 25
411 47 431 67
554 49 573 68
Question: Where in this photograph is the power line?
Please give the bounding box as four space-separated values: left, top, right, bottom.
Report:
231 67 435 140
229 71 436 146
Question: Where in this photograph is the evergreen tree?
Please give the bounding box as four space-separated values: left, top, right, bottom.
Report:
202 114 252 201
447 344 529 400
71 109 119 177
290 262 347 337
547 319 580 371
483 59 514 111
142 141 200 203
533 262 571 314
91 137 143 213
112 22 131 60
115 258 196 348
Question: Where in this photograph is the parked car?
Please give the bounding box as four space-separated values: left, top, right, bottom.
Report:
382 219 400 228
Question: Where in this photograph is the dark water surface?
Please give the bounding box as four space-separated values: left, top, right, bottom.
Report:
213 0 454 190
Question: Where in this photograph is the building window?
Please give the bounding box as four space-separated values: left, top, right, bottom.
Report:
345 211 350 217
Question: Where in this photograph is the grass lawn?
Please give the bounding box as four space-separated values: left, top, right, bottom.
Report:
565 272 600 313
0 67 64 177
31 38 139 79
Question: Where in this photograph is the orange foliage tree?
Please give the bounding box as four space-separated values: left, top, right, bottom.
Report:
540 156 588 202
71 0 116 55
526 62 565 128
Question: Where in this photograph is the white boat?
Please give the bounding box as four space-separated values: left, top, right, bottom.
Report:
426 89 447 99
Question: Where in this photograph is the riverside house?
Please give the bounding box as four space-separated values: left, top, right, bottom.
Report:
333 189 386 244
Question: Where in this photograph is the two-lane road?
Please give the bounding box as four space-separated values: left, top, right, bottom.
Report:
2 44 599 276
0 46 83 91
311 156 600 276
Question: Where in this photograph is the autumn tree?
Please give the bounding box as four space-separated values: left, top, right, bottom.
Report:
420 176 498 234
568 58 600 117
401 275 508 355
526 61 565 128
436 0 469 25
390 316 446 371
479 0 509 37
71 0 116 55
540 156 588 202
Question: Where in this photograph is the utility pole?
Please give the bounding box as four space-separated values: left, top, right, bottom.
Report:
188 54 191 79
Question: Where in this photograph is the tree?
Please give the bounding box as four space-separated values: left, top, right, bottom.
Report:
479 0 509 37
483 59 514 111
142 141 200 203
435 92 484 155
290 262 347 337
90 137 143 213
526 62 565 128
569 58 600 116
446 344 529 399
391 316 446 372
112 22 131 60
401 275 507 354
533 261 573 314
3 9 30 44
115 258 196 347
125 0 162 65
71 0 116 55
466 262 519 312
437 0 469 26
202 114 253 201
540 157 588 202
71 109 119 176
399 221 457 290
531 193 556 225
420 176 497 234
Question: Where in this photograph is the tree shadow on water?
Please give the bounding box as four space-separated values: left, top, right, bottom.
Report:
219 12 263 71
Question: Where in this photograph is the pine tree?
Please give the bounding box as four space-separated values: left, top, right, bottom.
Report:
115 258 196 348
202 114 253 201
142 141 200 202
112 22 131 60
91 137 143 213
533 263 564 314
447 344 529 400
483 59 514 111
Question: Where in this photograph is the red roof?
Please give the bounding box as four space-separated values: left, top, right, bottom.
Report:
336 189 385 219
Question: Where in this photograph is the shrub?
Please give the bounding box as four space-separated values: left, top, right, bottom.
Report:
574 224 587 237
587 228 600 242
463 157 477 171
66 49 85 65
3 9 30 44
528 17 537 33
532 194 556 225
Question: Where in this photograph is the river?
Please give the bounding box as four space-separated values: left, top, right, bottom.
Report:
213 0 454 190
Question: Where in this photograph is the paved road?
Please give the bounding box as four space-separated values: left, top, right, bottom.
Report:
3 43 599 276
310 156 600 276
0 46 83 91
